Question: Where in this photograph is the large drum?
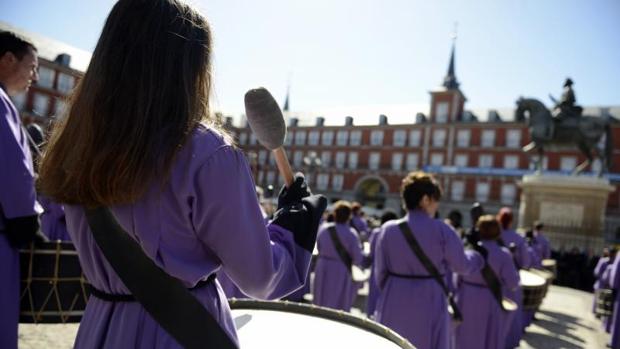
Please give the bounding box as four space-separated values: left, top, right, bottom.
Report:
520 270 546 311
541 259 557 280
595 288 615 317
529 268 554 298
19 241 89 323
229 299 415 349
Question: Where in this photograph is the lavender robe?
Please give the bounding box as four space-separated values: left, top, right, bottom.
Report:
374 210 484 349
455 241 520 349
593 257 610 313
500 229 531 349
606 255 620 347
366 227 382 317
312 222 363 311
64 126 312 348
0 87 42 349
38 195 71 241
351 214 369 241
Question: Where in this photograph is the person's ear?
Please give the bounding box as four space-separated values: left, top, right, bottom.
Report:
0 52 17 67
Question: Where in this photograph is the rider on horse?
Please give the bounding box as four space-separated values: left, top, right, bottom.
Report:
553 78 583 126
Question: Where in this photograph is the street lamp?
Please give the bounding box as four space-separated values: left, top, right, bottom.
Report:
303 151 322 186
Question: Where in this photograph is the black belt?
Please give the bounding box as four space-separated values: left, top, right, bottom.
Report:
388 271 444 279
462 280 487 288
88 274 216 302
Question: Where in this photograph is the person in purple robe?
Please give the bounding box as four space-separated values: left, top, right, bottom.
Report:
350 202 370 241
0 31 41 349
37 1 325 347
312 200 364 311
497 207 531 349
373 172 483 349
592 248 611 313
366 211 398 318
38 195 71 241
455 215 520 349
604 252 620 348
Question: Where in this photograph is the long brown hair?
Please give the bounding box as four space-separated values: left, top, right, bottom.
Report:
39 0 217 207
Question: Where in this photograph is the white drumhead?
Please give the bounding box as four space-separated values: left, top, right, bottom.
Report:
232 308 410 349
352 266 371 282
520 269 546 287
541 259 556 267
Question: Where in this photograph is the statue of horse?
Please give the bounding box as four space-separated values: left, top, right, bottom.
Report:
515 97 613 175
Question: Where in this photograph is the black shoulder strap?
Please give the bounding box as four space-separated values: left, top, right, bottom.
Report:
397 221 463 322
327 225 352 272
84 207 237 349
478 248 509 311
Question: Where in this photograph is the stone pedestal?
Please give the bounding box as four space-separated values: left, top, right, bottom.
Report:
518 174 614 251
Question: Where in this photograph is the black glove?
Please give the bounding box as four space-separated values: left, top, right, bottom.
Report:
277 173 311 210
272 194 327 252
4 214 40 248
473 241 489 260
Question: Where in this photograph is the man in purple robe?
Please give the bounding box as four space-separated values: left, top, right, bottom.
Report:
39 195 71 241
312 200 364 311
374 172 483 349
0 31 41 349
350 202 370 241
606 252 620 348
366 211 398 317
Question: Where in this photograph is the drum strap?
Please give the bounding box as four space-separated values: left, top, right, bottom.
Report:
84 207 237 349
478 251 510 311
397 221 463 323
327 225 352 273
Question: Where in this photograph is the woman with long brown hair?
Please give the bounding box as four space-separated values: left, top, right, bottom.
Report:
38 0 324 347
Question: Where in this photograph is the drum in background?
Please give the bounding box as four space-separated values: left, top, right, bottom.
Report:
20 241 89 323
541 259 557 280
520 270 546 311
594 288 615 317
229 299 415 349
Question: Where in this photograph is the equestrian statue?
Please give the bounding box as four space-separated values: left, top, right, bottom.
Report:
515 78 613 175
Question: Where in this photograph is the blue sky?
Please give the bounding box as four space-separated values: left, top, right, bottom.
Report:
1 0 619 125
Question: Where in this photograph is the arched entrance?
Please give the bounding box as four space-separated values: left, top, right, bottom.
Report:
354 176 388 209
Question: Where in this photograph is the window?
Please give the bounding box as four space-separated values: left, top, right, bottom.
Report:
293 151 303 167
257 171 265 184
481 130 495 147
503 155 519 169
249 133 257 145
454 154 468 167
501 184 516 205
54 99 66 117
369 152 381 170
409 130 421 147
283 132 292 146
258 150 267 165
322 131 334 146
456 130 470 147
530 155 549 170
33 93 49 115
406 153 419 171
321 151 331 167
391 153 403 171
560 156 577 172
239 132 248 145
591 159 602 173
478 154 493 168
506 129 521 148
57 72 74 93
435 102 449 123
350 130 362 146
335 152 346 169
10 92 26 111
336 130 348 146
432 129 446 147
308 131 320 145
430 153 444 166
37 66 55 89
348 152 358 169
269 153 275 165
393 130 406 146
476 182 490 202
266 171 276 185
332 174 344 191
370 130 384 146
295 131 306 145
316 174 329 191
451 181 465 201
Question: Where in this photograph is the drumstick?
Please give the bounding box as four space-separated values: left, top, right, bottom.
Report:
244 87 294 186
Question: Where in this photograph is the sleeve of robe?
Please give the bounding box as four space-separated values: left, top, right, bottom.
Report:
191 145 310 300
516 239 532 269
346 227 364 267
441 222 484 276
594 258 609 279
374 226 389 289
499 249 520 292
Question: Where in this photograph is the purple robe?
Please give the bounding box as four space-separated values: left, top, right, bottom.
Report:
312 222 363 311
0 87 41 349
606 255 620 347
602 265 614 333
455 241 520 349
499 228 531 348
351 214 369 240
366 226 382 317
373 210 484 349
593 257 610 313
64 126 312 348
38 195 71 241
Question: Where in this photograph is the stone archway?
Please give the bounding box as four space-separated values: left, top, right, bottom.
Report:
354 175 388 209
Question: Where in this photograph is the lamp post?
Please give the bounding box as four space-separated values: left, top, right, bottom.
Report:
303 151 322 187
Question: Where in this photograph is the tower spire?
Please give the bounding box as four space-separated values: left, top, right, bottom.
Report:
443 23 459 90
283 74 291 112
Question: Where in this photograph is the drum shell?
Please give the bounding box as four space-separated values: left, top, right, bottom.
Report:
520 270 546 311
19 241 89 323
595 288 615 317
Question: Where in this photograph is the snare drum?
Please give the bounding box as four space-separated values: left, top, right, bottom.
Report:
541 259 557 280
529 268 554 298
520 270 546 311
19 241 89 323
595 288 615 317
229 299 415 349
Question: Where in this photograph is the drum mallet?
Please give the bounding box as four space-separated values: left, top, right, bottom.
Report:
244 87 294 187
